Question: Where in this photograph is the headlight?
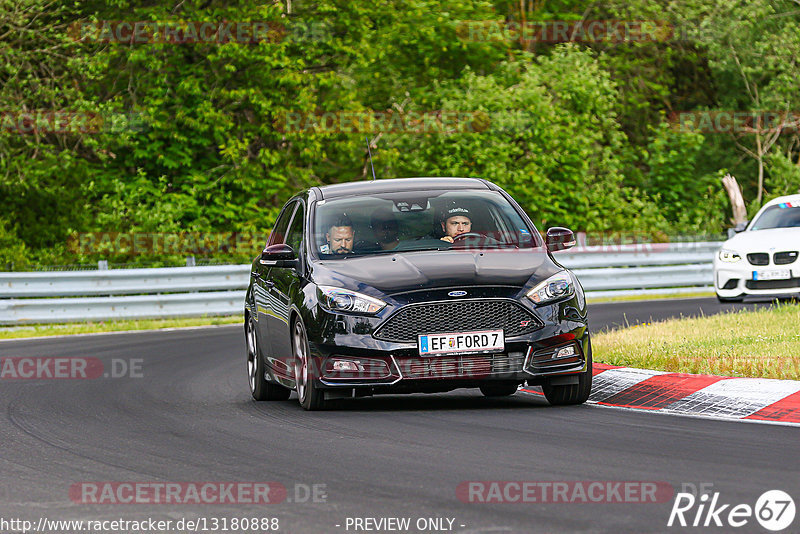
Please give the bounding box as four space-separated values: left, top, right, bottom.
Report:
718 249 741 263
527 271 575 305
318 286 386 314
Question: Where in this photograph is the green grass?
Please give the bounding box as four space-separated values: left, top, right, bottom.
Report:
592 303 800 380
0 315 241 340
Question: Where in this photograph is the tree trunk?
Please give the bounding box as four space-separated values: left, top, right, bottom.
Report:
722 173 747 225
755 127 764 205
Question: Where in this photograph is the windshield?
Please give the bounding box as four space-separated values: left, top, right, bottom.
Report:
311 190 541 258
750 203 800 231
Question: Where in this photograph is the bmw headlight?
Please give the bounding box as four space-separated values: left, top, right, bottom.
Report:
718 249 742 263
527 271 575 305
318 286 386 314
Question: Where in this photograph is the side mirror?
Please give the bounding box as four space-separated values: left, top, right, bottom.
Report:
546 227 576 252
728 221 749 238
260 244 297 268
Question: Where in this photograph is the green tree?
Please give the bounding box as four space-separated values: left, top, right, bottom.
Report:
378 46 668 234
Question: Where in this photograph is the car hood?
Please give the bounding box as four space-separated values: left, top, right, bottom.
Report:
311 249 562 295
723 227 800 252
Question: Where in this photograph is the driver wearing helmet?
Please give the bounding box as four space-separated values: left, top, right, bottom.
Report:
440 204 472 243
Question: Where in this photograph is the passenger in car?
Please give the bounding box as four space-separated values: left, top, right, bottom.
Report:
369 208 400 250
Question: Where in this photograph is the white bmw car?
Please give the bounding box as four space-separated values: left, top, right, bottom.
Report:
714 194 800 302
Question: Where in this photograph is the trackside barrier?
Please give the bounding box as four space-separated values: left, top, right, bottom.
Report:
0 265 250 297
554 241 720 298
0 242 722 324
0 291 245 324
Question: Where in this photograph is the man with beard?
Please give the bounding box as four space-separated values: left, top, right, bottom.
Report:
320 214 355 254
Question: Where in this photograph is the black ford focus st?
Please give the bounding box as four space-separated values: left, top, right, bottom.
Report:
245 177 591 410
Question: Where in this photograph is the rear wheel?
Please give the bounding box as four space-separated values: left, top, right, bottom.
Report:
542 340 593 406
479 383 519 397
246 316 291 401
292 318 328 411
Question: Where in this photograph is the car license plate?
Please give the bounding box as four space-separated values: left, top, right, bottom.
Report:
752 269 791 281
418 330 504 356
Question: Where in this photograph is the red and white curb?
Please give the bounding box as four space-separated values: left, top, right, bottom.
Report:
522 364 800 426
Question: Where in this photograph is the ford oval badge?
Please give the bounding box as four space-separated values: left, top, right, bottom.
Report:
448 290 467 297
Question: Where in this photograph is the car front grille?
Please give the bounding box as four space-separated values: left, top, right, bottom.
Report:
774 251 798 265
745 278 800 290
395 352 526 380
747 253 769 266
373 299 541 343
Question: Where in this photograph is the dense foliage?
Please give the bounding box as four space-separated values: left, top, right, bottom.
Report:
1 0 799 267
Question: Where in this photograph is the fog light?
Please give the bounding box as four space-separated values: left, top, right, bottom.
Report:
331 360 362 372
554 345 576 359
324 357 391 379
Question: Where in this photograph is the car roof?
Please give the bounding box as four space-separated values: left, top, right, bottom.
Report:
314 177 494 200
763 193 800 207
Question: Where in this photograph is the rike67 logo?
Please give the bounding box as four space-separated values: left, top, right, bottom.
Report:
668 486 795 531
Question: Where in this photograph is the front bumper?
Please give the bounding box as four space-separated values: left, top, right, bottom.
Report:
714 260 800 298
304 296 589 394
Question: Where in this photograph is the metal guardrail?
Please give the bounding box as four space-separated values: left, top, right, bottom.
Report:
554 241 722 297
555 241 719 298
554 242 721 268
0 265 249 324
0 242 722 324
1 265 249 297
0 291 245 324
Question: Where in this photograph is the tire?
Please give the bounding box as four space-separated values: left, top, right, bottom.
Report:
246 315 291 401
292 317 328 411
542 341 593 406
716 293 744 303
479 383 519 397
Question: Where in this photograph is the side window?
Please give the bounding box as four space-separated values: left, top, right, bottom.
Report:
268 202 297 246
285 203 305 254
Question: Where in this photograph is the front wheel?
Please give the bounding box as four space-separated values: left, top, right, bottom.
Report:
292 318 328 410
246 316 291 401
542 341 592 406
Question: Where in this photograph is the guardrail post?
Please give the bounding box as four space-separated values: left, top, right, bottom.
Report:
186 256 196 267
98 260 108 270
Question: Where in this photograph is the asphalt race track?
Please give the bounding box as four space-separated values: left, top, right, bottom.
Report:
588 296 780 331
1 298 798 533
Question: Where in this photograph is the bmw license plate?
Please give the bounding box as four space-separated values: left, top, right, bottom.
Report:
418 330 504 356
752 269 791 281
